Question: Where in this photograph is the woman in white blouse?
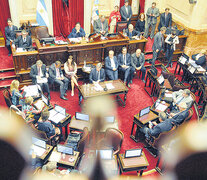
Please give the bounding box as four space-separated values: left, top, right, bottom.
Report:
64 55 79 96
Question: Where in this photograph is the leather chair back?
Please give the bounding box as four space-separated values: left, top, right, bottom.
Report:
35 26 50 39
116 22 128 32
3 89 12 107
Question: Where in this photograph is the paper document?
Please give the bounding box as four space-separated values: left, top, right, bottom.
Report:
165 93 173 98
37 78 48 84
32 145 45 157
16 48 26 53
49 151 61 162
94 83 103 91
49 109 66 124
69 38 82 43
197 66 206 72
34 100 44 110
189 59 200 68
155 103 168 111
179 56 187 64
105 83 115 90
24 85 39 97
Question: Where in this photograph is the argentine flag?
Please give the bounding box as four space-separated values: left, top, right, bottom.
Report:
36 0 49 27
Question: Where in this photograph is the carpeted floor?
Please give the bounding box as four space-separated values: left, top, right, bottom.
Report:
0 38 198 177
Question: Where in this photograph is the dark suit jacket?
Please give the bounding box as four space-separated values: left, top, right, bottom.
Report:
120 5 132 21
125 29 140 39
118 53 131 66
135 19 145 32
30 64 47 84
158 12 172 30
93 19 108 34
170 109 189 126
105 56 119 70
68 27 86 38
15 35 32 48
5 25 18 46
152 32 164 51
192 54 206 67
89 68 105 83
131 52 145 68
48 63 63 83
37 121 55 137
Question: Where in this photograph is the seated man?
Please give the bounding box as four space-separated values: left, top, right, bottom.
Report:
93 15 108 37
125 24 140 39
105 50 119 80
15 30 32 48
30 60 50 100
48 61 69 100
5 18 18 56
141 103 189 141
118 47 131 88
37 110 60 139
191 49 206 68
89 63 105 84
131 49 146 83
171 89 193 111
68 22 86 38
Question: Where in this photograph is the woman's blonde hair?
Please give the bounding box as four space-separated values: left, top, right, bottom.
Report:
25 96 33 105
10 80 20 92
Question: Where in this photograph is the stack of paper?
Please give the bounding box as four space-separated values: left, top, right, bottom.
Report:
49 151 61 162
69 38 82 43
32 145 45 157
165 93 173 98
34 100 44 110
37 78 48 84
49 109 66 124
105 83 115 90
24 85 39 97
16 48 26 53
155 103 168 111
94 83 103 91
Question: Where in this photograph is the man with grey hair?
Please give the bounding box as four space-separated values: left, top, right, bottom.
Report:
93 15 108 36
89 62 105 84
131 49 146 83
150 27 166 65
30 60 50 99
105 50 119 80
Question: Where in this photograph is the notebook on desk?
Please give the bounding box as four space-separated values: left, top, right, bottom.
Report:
125 149 142 158
49 105 66 124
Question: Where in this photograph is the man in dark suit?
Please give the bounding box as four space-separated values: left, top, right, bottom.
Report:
93 15 108 36
120 0 132 26
191 49 206 68
5 18 18 56
125 24 140 40
89 63 105 84
151 27 166 65
68 22 86 38
158 8 172 31
15 30 32 48
48 61 69 100
131 49 146 83
30 60 50 100
105 50 118 80
118 47 131 88
144 2 160 39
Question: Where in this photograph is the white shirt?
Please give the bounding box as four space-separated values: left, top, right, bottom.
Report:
110 58 115 68
125 6 128 15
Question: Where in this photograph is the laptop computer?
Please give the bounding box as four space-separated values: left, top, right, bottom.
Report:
104 116 115 123
41 93 49 106
157 74 165 85
139 106 151 117
32 137 46 149
125 149 143 158
31 137 46 156
96 149 113 160
57 144 74 155
54 104 66 116
75 112 89 121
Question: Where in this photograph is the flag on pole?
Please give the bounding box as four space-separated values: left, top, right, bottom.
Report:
36 0 49 27
91 5 99 25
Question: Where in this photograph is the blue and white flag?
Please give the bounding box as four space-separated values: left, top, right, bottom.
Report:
36 0 49 27
91 5 99 25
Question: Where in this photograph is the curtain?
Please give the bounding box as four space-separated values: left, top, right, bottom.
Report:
120 0 125 9
52 0 84 38
0 0 11 39
139 0 145 13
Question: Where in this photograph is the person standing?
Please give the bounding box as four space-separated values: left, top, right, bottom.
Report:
144 2 160 39
109 5 121 33
135 13 145 35
158 8 172 31
151 27 166 65
5 18 18 56
165 31 179 68
131 49 146 83
120 0 132 26
105 50 119 80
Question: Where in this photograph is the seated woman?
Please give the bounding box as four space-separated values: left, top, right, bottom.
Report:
64 55 79 96
37 110 61 139
135 13 145 35
10 80 24 106
68 22 85 38
191 49 206 68
109 5 121 33
22 96 43 123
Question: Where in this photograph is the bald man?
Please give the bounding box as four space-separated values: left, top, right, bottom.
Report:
125 24 140 40
131 49 146 83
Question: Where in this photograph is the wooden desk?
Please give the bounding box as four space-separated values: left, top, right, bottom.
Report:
130 111 159 142
78 79 129 107
49 147 80 168
32 144 53 162
117 152 149 176
12 33 147 85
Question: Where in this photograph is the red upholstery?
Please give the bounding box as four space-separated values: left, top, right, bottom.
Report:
116 22 128 32
3 89 12 107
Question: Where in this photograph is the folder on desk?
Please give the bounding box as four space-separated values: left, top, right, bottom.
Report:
49 104 66 124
